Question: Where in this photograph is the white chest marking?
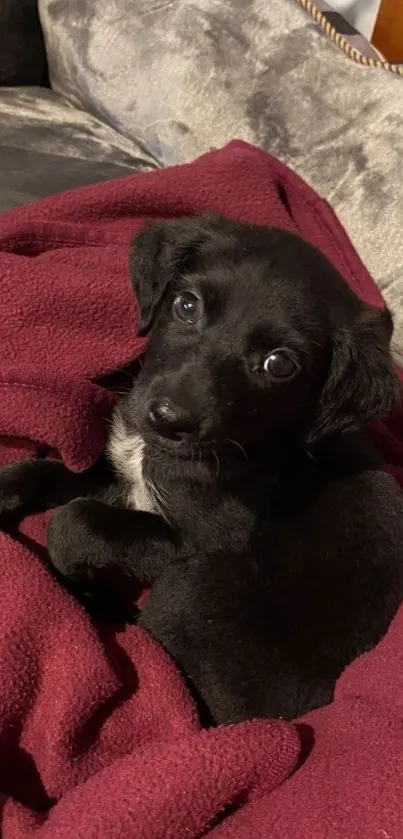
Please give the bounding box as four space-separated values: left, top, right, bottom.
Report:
107 415 156 514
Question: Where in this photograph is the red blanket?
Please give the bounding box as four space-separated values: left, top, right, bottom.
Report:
1 140 403 838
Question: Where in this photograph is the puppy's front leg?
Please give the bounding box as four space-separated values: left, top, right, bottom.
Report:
46 498 178 617
0 457 111 525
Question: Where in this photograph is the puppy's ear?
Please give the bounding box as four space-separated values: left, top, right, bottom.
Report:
130 218 211 336
307 305 400 444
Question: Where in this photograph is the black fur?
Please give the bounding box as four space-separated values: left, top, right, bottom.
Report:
1 214 403 724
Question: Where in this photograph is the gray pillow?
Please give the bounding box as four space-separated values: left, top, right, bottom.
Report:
41 0 313 167
0 87 157 213
38 0 403 359
0 0 47 85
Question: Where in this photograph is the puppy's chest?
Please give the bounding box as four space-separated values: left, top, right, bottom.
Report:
107 414 259 544
107 421 157 514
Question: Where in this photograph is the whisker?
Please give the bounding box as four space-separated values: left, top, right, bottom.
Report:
115 387 132 397
225 438 249 461
211 448 220 478
148 478 172 524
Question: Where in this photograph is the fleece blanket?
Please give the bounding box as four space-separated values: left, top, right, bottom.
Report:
0 140 403 838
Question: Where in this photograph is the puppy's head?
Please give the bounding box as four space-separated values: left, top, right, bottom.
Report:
123 214 399 454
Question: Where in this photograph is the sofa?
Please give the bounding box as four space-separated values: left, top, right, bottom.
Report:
2 0 403 354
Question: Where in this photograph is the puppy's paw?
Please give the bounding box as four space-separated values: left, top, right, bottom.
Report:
0 462 31 523
47 499 93 582
47 498 120 586
47 499 137 624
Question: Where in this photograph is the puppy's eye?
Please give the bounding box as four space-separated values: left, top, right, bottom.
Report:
263 348 299 380
173 292 202 325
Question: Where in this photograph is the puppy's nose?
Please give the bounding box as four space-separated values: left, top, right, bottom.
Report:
148 400 200 440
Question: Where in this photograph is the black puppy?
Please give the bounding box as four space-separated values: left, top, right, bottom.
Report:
1 214 403 724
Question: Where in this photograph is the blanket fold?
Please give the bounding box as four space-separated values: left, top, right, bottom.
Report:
0 140 402 838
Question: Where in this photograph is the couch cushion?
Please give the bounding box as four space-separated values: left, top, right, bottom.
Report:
0 0 48 86
0 87 159 213
39 0 403 360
